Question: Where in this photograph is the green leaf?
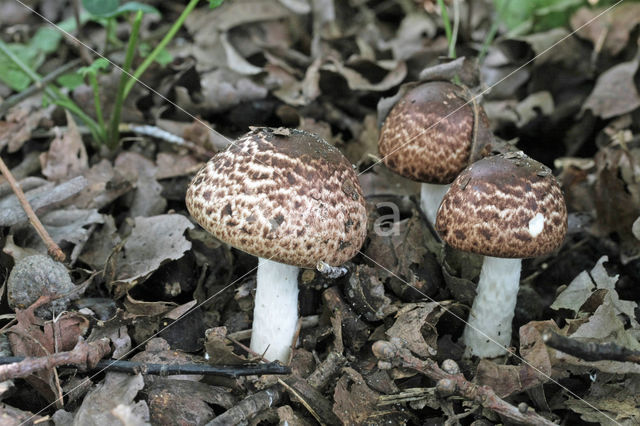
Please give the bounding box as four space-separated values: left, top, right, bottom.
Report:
138 42 172 66
82 0 120 17
57 73 85 90
494 0 585 33
30 27 63 54
113 2 160 16
0 44 42 91
78 58 110 77
209 0 225 8
153 48 173 66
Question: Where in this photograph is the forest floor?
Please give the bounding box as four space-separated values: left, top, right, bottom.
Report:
1 0 640 425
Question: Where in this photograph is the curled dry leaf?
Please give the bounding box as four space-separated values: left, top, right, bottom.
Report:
204 327 247 364
475 320 561 398
593 145 640 263
70 160 132 210
147 380 236 425
365 209 444 301
114 152 167 218
583 58 640 119
571 3 640 56
73 373 148 426
107 214 194 296
553 256 639 332
385 302 449 358
17 208 104 263
39 111 88 181
344 264 393 321
563 377 640 426
332 367 379 426
0 103 54 153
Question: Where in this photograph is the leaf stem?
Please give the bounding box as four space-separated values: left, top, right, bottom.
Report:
107 10 143 150
123 0 201 98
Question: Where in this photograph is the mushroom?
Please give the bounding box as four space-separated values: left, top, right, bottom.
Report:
378 81 494 223
186 127 367 362
435 151 567 357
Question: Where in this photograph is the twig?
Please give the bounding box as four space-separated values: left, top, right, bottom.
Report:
0 157 65 261
543 331 640 364
0 356 291 378
206 386 284 426
373 339 557 426
0 338 110 381
306 351 346 390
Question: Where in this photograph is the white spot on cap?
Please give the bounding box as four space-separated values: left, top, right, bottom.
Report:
528 213 545 237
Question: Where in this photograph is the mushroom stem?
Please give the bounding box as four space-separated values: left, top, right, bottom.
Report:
462 256 522 358
420 183 451 224
251 258 299 363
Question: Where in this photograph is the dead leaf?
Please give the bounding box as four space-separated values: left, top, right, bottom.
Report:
204 326 248 364
108 214 194 296
147 379 236 425
17 208 104 263
39 111 88 181
385 302 448 358
583 58 640 119
333 367 379 426
0 103 54 153
155 153 202 180
72 373 147 426
563 376 640 426
571 3 640 56
114 152 167 218
79 215 121 270
69 160 132 210
321 58 407 92
365 210 444 301
344 264 393 321
475 320 562 398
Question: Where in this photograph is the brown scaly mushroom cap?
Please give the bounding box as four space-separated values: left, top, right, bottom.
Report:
186 127 367 268
378 81 493 184
436 151 567 258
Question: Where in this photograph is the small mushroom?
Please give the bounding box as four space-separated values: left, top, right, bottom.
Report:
186 127 367 362
435 151 567 357
378 81 494 223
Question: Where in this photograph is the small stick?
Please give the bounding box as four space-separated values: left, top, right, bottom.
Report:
543 331 640 364
0 157 65 261
0 338 110 381
0 356 291 379
206 387 284 426
373 339 557 426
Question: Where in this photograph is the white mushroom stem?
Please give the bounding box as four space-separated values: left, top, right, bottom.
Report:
420 183 451 224
250 258 299 363
462 256 522 358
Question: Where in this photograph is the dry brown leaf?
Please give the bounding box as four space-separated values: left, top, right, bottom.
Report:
0 103 54 153
571 3 640 56
72 372 148 426
333 367 379 426
583 58 640 119
385 302 448 358
107 214 194 296
39 111 88 181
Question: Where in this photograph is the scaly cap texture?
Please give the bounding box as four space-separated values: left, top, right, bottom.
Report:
378 81 493 184
435 151 567 258
186 127 368 268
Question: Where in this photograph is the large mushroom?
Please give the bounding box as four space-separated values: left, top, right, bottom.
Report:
378 81 494 223
186 127 367 362
436 151 567 357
